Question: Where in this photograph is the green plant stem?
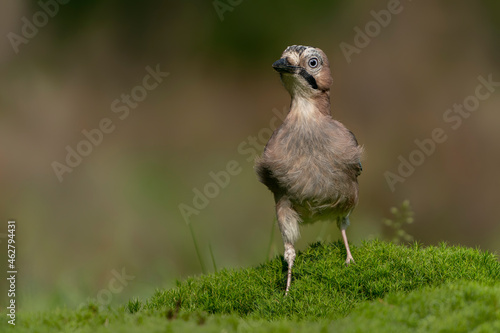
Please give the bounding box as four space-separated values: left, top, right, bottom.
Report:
188 222 206 274
208 241 218 273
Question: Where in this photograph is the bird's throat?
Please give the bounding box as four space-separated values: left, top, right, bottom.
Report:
289 94 331 120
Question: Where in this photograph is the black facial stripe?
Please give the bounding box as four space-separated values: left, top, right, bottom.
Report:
299 68 318 90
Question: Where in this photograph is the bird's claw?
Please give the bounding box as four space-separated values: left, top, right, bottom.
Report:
345 256 355 266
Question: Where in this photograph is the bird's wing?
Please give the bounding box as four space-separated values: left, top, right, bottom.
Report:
347 129 363 176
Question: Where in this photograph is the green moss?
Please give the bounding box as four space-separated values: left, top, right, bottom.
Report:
333 282 500 333
148 240 499 320
2 240 499 332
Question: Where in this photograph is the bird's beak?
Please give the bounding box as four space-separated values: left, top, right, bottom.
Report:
272 58 297 74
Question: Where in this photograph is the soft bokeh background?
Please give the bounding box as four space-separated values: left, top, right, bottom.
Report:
1 0 499 311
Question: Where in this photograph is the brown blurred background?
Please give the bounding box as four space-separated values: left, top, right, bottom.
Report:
0 0 499 311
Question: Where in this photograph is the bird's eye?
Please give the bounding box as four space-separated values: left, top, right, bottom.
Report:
308 57 319 68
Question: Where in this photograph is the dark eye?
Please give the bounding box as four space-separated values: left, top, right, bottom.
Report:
308 57 319 68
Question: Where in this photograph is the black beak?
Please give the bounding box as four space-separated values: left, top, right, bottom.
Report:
272 58 297 74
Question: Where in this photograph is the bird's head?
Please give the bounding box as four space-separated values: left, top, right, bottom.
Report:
272 45 333 98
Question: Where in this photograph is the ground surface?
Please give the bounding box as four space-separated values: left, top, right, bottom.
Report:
2 240 500 332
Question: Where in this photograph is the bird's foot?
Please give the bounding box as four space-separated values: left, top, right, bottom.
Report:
345 255 355 266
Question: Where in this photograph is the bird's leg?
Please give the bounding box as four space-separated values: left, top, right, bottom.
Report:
275 195 300 296
284 242 296 296
339 217 355 266
341 228 355 265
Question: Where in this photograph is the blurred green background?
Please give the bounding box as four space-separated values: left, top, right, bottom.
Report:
0 0 499 311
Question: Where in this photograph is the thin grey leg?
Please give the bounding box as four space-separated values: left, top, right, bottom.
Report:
339 216 355 266
275 195 300 295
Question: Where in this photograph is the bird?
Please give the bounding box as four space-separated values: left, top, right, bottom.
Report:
255 45 363 295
